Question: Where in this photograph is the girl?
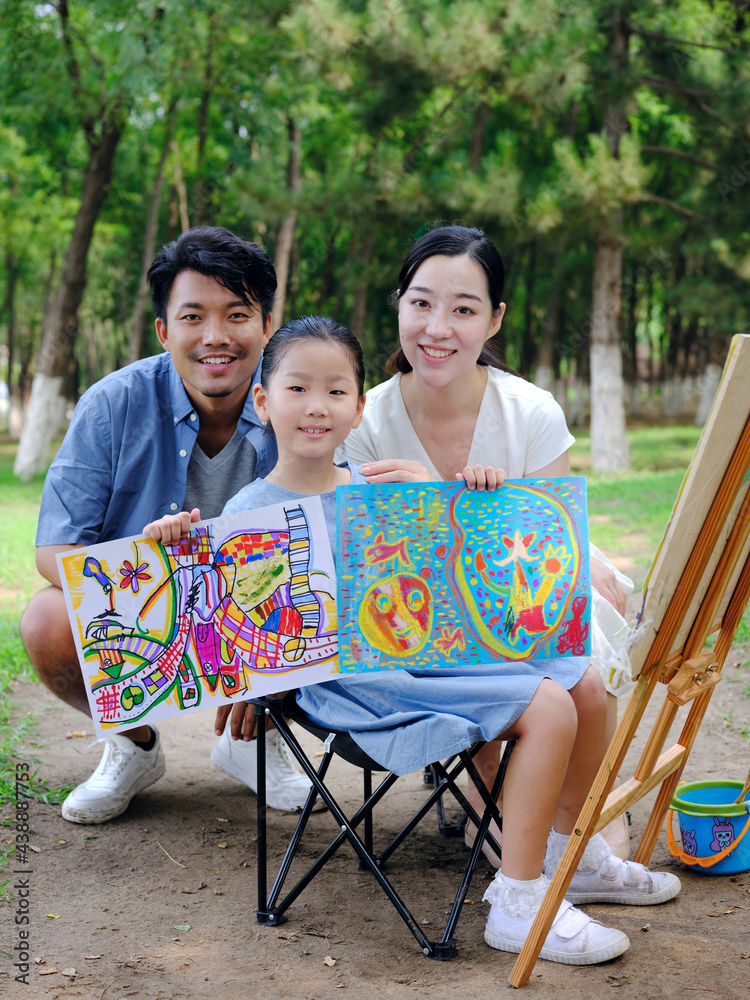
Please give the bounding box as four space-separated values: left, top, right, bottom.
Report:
145 315 678 966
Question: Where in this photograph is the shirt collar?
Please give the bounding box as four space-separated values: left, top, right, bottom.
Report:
166 353 264 428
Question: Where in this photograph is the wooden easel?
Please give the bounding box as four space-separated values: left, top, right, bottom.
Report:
509 334 750 987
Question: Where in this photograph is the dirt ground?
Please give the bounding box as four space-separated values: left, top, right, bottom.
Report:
3 646 750 1000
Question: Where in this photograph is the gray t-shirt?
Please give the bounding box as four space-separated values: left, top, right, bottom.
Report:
182 429 258 520
221 463 367 553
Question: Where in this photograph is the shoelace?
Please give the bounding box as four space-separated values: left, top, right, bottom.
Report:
86 737 128 782
264 732 306 781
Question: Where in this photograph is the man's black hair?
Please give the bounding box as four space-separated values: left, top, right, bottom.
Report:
147 226 277 324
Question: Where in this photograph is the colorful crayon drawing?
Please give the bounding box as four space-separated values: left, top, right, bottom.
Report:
58 497 338 735
337 478 590 671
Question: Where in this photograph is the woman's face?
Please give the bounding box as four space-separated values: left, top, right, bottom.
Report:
397 254 505 388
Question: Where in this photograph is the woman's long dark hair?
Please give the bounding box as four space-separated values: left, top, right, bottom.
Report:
386 225 516 376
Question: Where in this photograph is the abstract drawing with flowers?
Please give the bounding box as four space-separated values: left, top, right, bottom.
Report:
57 496 338 735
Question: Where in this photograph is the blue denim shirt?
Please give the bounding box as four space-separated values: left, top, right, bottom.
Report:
36 353 277 546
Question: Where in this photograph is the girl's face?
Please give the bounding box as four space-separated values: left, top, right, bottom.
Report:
397 254 505 388
253 340 365 462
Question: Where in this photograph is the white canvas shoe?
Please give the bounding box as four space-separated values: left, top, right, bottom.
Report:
211 728 325 813
61 730 166 824
483 871 630 965
544 830 681 905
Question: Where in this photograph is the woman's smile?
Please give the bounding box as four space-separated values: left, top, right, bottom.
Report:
419 344 457 360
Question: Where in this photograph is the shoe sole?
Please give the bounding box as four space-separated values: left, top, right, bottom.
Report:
61 758 166 825
564 872 681 906
484 927 630 965
564 885 680 905
210 743 326 813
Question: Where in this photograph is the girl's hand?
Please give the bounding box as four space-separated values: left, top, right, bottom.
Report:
143 507 201 545
361 459 429 483
458 465 506 491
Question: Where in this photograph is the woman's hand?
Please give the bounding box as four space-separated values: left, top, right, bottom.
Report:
143 507 201 545
361 459 429 483
458 465 506 492
591 556 627 616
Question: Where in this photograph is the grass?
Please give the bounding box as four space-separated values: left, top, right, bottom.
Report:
0 440 69 895
0 441 48 681
570 425 704 577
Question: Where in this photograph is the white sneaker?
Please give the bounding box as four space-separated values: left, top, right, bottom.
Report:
210 728 325 813
483 872 630 965
61 730 166 824
544 830 681 906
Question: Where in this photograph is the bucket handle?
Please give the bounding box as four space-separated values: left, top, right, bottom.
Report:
667 804 750 868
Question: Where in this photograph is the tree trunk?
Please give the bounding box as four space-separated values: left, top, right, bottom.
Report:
128 105 178 364
333 229 359 321
170 141 190 234
3 250 18 397
520 242 537 378
271 118 302 333
469 102 489 171
534 287 559 394
192 10 217 227
318 231 338 313
14 117 125 481
350 230 375 345
589 11 630 470
590 226 630 470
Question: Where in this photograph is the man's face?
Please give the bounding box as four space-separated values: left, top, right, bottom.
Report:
155 269 272 411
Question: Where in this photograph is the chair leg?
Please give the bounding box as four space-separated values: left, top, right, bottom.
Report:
431 756 467 837
255 703 286 925
361 768 373 870
255 708 514 961
435 742 514 952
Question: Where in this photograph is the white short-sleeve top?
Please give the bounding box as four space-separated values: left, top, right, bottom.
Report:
341 367 575 479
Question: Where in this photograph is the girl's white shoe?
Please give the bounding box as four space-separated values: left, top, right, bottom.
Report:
544 830 681 906
483 871 630 966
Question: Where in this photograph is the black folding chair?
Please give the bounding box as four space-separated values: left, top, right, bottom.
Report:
253 694 513 961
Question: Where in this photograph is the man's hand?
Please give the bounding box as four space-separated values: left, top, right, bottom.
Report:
591 556 628 617
360 459 429 483
215 701 258 742
214 691 289 742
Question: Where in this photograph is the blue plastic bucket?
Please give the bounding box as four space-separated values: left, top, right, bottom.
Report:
668 780 750 875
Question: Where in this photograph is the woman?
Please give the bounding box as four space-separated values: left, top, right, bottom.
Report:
340 225 634 860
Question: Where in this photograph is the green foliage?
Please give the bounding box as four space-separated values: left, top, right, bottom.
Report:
571 425 703 570
0 0 748 398
0 440 70 898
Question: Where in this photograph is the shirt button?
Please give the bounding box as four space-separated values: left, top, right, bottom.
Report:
190 413 197 421
170 503 178 510
179 449 187 457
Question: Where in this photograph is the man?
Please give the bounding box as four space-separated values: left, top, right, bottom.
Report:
20 226 318 823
